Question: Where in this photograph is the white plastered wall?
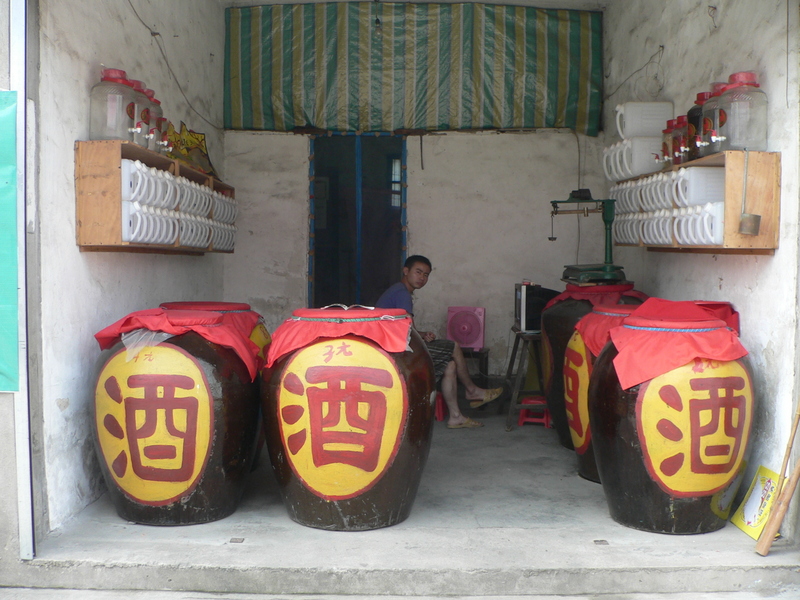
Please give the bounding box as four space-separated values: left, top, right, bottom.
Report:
603 0 800 534
34 0 227 531
222 131 310 333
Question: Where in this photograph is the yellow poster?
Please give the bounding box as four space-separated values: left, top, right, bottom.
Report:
731 465 780 540
276 338 407 500
94 345 213 505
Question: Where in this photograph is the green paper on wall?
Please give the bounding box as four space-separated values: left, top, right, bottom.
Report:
0 92 18 391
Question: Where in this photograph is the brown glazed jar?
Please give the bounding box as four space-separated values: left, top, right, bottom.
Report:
589 310 753 534
541 284 646 449
564 304 636 482
93 313 261 525
262 308 435 530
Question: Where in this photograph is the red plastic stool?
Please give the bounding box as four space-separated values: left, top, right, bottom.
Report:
434 392 447 421
518 396 551 427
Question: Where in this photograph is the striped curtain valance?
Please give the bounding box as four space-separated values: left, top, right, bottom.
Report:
224 3 602 135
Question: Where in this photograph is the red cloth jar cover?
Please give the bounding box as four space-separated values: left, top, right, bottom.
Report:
609 298 747 390
266 307 412 368
94 307 263 381
574 304 637 357
544 283 649 311
159 301 268 351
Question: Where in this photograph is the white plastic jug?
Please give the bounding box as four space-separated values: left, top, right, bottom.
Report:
674 167 725 207
618 137 662 179
615 102 674 139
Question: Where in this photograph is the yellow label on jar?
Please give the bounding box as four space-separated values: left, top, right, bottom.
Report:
277 338 407 500
94 344 213 505
637 358 753 497
564 331 592 453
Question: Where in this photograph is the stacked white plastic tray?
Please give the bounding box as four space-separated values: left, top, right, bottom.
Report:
120 159 237 251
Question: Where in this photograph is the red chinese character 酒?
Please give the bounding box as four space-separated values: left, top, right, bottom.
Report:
305 366 393 472
689 376 746 475
563 346 584 438
124 374 199 482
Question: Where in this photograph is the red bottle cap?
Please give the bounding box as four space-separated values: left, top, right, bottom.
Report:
129 79 147 92
101 68 128 80
709 81 728 96
695 91 712 105
728 71 759 85
676 115 688 125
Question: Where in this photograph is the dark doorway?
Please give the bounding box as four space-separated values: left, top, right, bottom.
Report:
311 135 405 308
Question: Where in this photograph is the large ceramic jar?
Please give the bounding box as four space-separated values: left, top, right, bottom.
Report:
541 283 647 449
564 304 636 482
588 299 752 534
92 305 267 525
262 307 435 531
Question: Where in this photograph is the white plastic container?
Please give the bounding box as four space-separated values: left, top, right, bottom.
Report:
615 102 674 138
674 167 725 207
89 68 136 141
718 71 768 151
617 137 662 179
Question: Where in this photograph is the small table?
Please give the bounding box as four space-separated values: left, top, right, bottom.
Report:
504 327 545 431
461 347 489 389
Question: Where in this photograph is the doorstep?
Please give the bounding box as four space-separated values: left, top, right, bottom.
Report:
14 414 800 596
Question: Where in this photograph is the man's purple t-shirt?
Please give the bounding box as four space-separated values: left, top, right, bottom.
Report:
375 282 413 315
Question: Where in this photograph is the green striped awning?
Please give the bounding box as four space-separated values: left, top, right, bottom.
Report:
224 3 602 135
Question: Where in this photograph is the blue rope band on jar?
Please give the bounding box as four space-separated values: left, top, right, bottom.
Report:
594 310 630 317
623 324 723 333
290 315 411 324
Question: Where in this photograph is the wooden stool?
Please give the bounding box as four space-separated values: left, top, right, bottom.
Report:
518 396 551 427
504 327 545 431
434 392 446 421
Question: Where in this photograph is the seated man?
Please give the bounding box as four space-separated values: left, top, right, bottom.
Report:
376 255 502 429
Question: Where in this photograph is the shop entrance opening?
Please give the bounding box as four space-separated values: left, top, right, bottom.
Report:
310 135 405 308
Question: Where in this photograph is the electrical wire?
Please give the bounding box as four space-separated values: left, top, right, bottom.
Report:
604 46 664 101
126 0 221 131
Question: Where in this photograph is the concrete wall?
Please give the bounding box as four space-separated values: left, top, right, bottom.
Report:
222 132 310 333
604 0 800 533
222 129 617 374
30 0 227 533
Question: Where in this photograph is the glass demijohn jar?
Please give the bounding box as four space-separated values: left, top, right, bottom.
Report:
717 71 768 151
89 68 136 141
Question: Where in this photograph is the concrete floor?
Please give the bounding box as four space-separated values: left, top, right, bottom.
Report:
10 401 800 598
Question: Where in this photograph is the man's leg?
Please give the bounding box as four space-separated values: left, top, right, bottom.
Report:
441 360 470 427
451 343 489 401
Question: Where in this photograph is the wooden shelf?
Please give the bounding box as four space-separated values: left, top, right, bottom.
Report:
615 151 780 253
75 140 235 254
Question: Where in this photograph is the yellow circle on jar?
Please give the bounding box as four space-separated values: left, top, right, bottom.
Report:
94 344 213 505
276 338 407 501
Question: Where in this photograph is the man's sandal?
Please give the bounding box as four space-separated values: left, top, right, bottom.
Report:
469 387 503 409
447 417 484 429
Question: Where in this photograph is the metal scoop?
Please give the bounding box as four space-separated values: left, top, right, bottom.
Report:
738 150 761 236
